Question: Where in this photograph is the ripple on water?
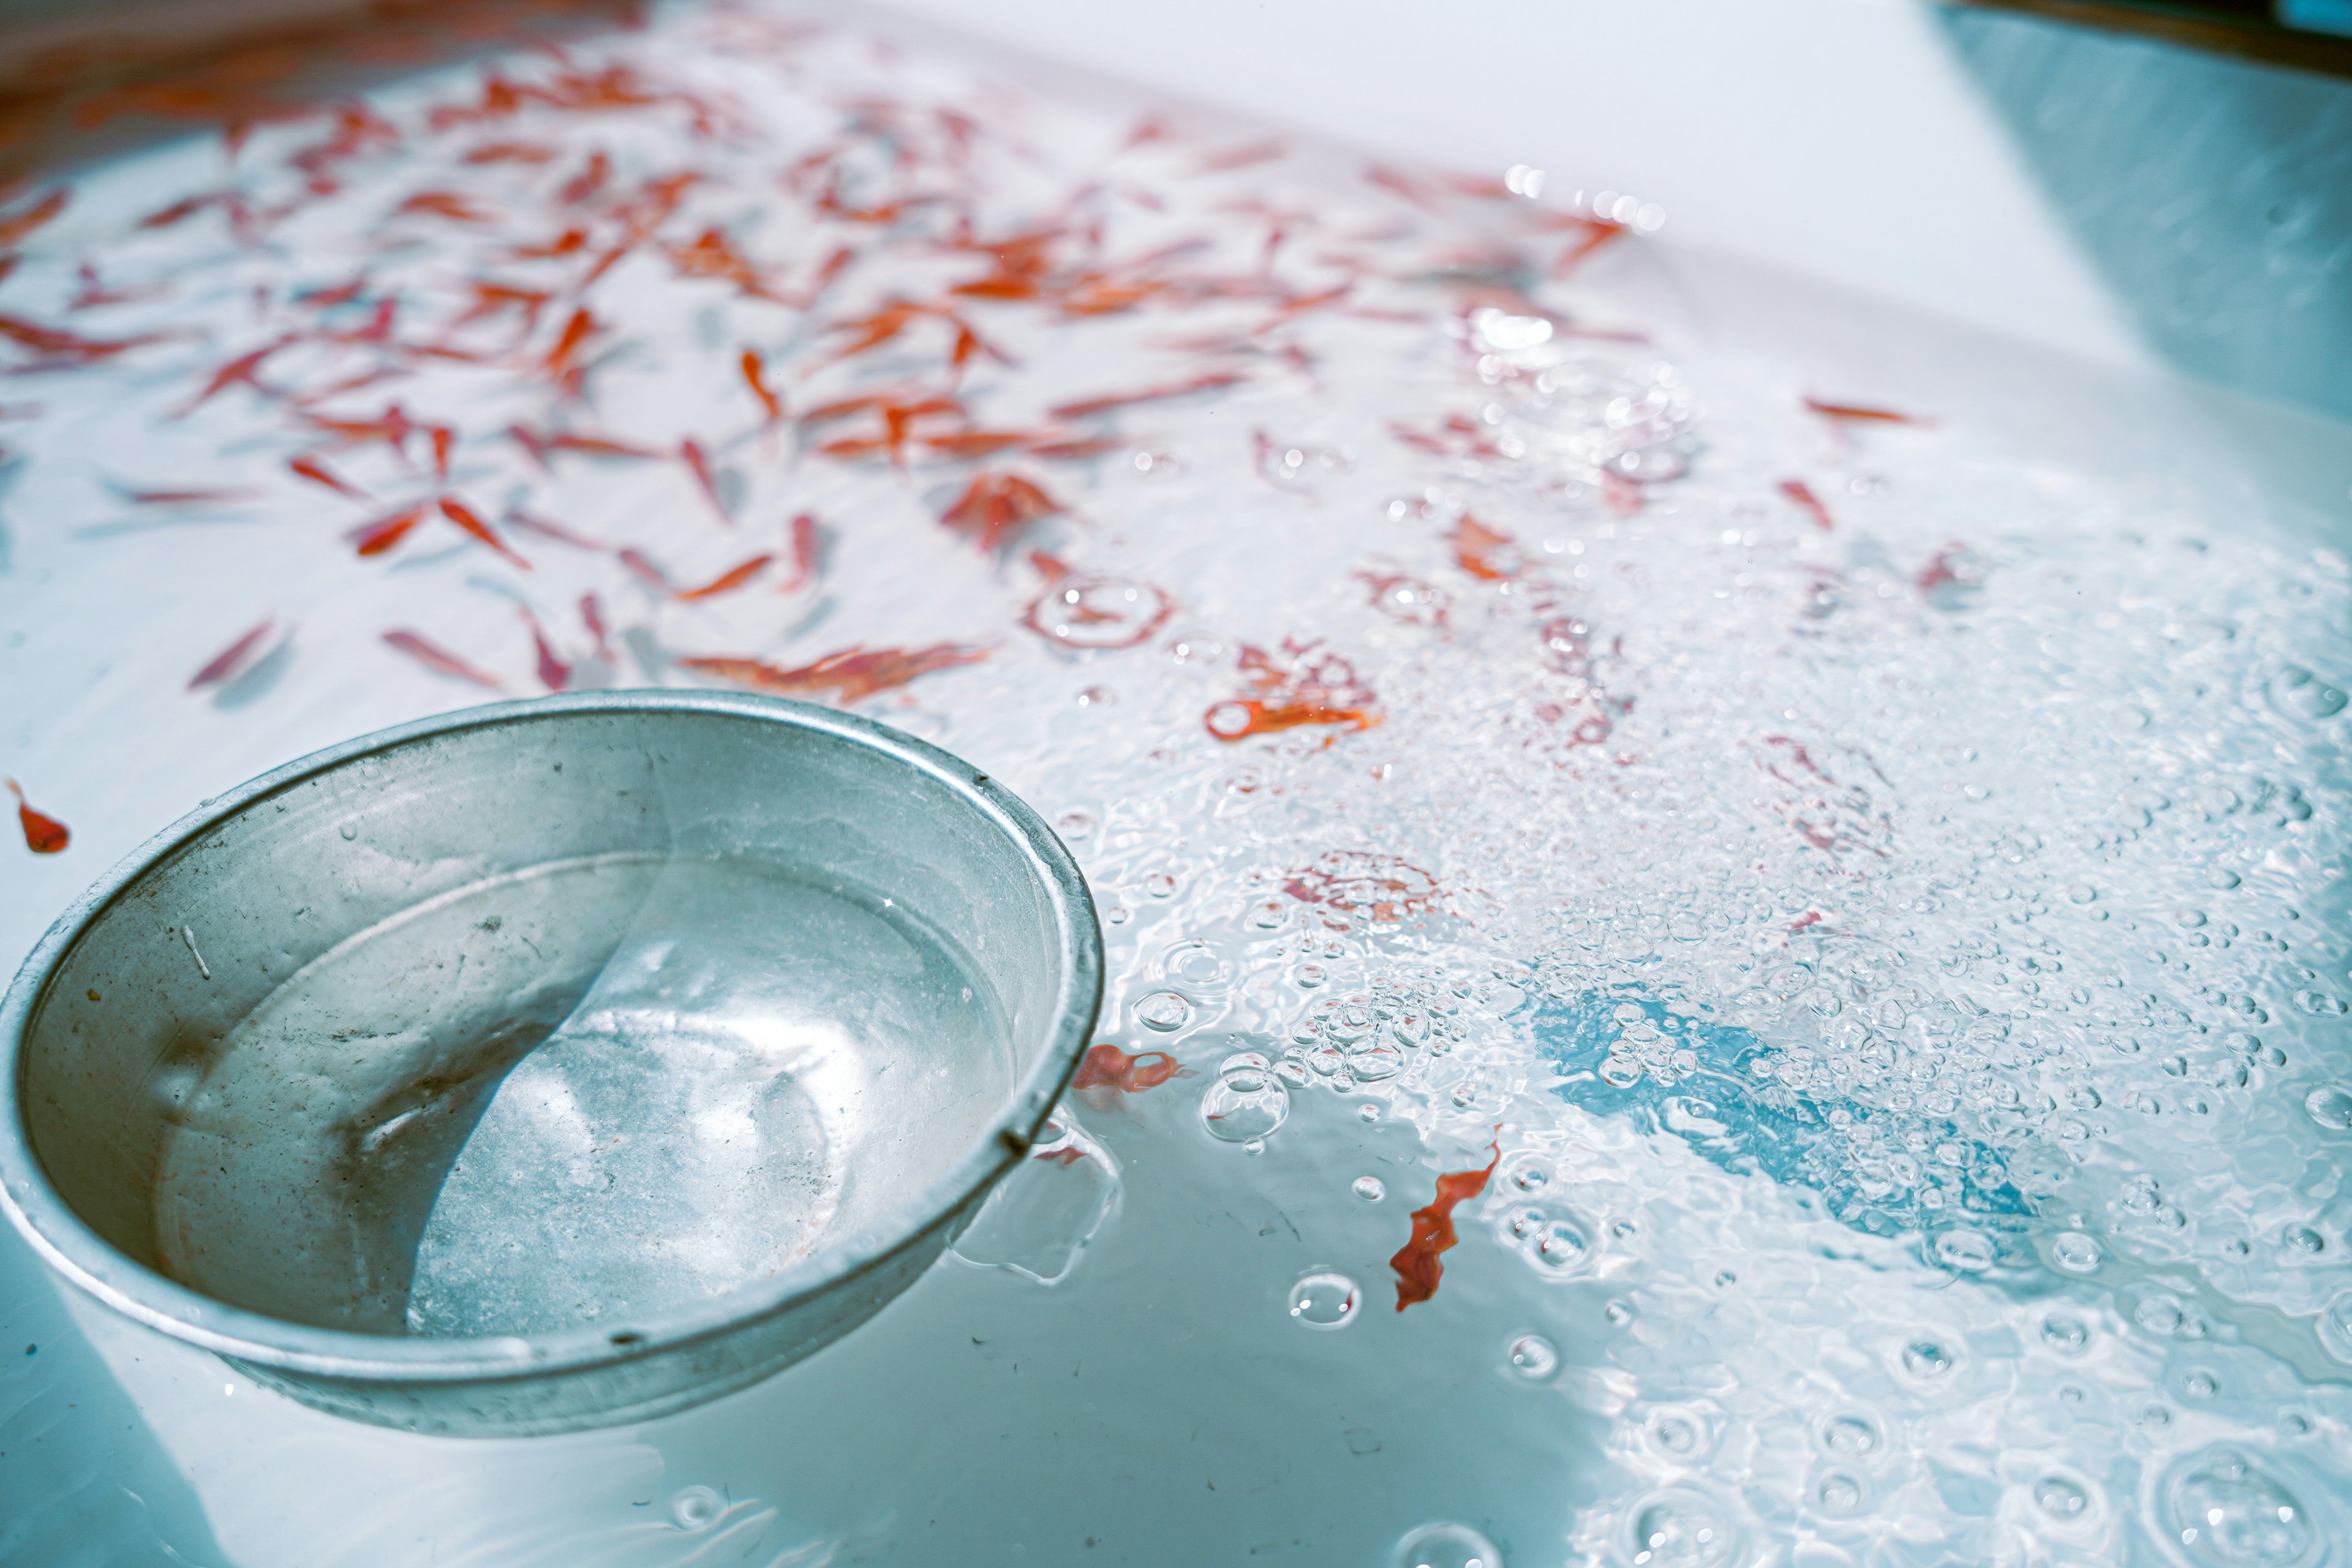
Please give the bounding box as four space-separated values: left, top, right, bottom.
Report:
1622 1490 1739 1568
2163 1448 2318 1568
1393 1521 1503 1568
1287 1270 1359 1330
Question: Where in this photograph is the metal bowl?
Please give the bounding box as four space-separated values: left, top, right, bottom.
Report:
0 692 1101 1436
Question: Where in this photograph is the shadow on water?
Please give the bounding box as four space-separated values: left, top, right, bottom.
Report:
1933 4 2352 425
0 1237 231 1567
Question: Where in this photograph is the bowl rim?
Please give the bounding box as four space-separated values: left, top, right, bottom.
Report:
0 690 1102 1384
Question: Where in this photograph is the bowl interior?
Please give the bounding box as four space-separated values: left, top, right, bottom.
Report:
18 703 1070 1340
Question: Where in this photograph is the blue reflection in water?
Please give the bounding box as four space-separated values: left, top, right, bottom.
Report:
1531 991 2026 1232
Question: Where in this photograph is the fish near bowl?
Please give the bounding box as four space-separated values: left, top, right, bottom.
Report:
0 692 1101 1436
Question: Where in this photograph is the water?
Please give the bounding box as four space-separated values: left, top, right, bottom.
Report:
151 855 1006 1336
0 1 2346 1562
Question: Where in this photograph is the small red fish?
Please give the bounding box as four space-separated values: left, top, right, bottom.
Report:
1070 1042 1188 1092
349 503 427 557
1777 478 1835 532
1803 396 1934 427
1390 1136 1501 1310
619 548 673 594
395 190 491 223
1048 372 1243 421
542 307 598 396
740 349 783 423
0 314 170 366
681 643 989 704
579 592 611 658
121 485 262 507
437 496 530 568
782 513 822 591
504 510 604 549
677 553 772 601
179 341 287 414
462 140 558 164
382 630 501 689
679 439 730 522
288 454 369 500
1450 514 1523 581
429 426 453 480
0 189 69 249
507 425 667 467
1204 698 1380 741
519 607 570 692
188 619 274 690
941 471 1060 552
7 779 69 854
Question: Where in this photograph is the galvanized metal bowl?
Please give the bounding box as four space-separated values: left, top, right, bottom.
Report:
0 692 1101 1436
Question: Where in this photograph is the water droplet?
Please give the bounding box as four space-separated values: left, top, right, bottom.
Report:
2041 1314 2090 1355
1348 1041 1406 1080
1512 1165 1549 1193
1143 872 1177 899
1934 1228 1996 1272
337 822 358 841
1054 810 1097 842
2052 1231 2102 1273
670 1485 724 1531
1624 1490 1739 1568
1249 899 1287 929
1505 1332 1559 1381
1820 1414 1878 1456
1392 1521 1503 1568
1200 1058 1289 1142
2305 1085 2352 1130
2068 884 2098 903
2032 1473 2089 1519
1901 1340 1953 1378
2293 990 2347 1017
2163 1448 2316 1567
1353 1175 1385 1202
2136 1295 2187 1335
2184 1370 2219 1398
1287 1271 1359 1330
1135 990 1194 1031
1604 1298 1634 1325
1814 1471 1865 1517
1295 963 1327 987
2284 1225 2326 1256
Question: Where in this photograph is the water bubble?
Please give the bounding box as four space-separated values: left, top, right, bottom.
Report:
1054 810 1098 843
1274 1057 1310 1087
2304 1085 2352 1130
2184 1370 2219 1398
670 1485 725 1531
1901 1340 1954 1379
2163 1448 2316 1567
2032 1473 2090 1519
1353 1175 1386 1202
1649 1413 1702 1455
1391 1011 1433 1047
1624 1490 1739 1568
2293 990 2346 1017
1249 899 1287 929
1528 1219 1591 1273
2136 1295 2187 1335
1162 940 1233 990
2265 665 2348 722
1025 573 1174 650
1505 1332 1559 1381
1287 1271 1359 1330
337 822 358 841
1934 1229 1996 1272
1143 872 1177 899
1820 1414 1879 1456
2040 1314 2090 1355
1134 990 1194 1031
1814 1471 1866 1517
1512 1165 1549 1193
2283 1225 2326 1256
1348 1041 1406 1080
2052 1232 2102 1273
2313 1290 2352 1363
1604 1299 1634 1325
1295 963 1327 987
1201 1059 1288 1142
1392 1521 1502 1568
